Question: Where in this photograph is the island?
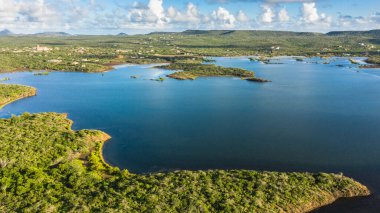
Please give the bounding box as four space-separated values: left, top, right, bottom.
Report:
0 84 36 108
156 63 270 82
0 90 370 212
360 56 380 68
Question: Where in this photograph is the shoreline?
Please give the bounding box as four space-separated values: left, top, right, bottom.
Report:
0 99 372 212
0 85 37 109
0 56 374 74
0 62 373 212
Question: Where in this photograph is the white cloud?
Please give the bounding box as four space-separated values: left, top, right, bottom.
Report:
0 0 378 34
148 0 165 24
167 3 201 24
299 2 331 29
126 0 169 28
0 0 64 32
236 10 249 22
261 4 275 23
335 13 380 30
278 8 290 22
301 2 319 23
211 7 236 28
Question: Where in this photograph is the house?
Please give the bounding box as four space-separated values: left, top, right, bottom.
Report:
34 45 51 52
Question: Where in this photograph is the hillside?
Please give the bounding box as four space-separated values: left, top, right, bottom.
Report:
326 30 380 37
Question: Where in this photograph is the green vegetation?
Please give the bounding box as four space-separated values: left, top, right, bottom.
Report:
359 56 380 68
0 30 377 211
157 62 270 82
151 77 165 81
157 63 255 80
0 30 379 73
34 71 50 76
0 112 370 212
366 56 380 64
349 58 359 64
0 84 36 108
0 77 10 81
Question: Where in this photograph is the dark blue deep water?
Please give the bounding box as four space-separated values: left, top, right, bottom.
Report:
1 57 380 212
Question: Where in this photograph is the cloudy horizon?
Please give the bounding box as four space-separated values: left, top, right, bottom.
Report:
0 0 379 35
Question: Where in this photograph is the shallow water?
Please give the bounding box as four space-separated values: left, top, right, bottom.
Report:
1 57 380 212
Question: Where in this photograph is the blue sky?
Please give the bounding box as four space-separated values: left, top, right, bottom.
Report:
0 0 379 34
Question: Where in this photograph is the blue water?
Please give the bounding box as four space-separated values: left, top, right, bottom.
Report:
1 57 380 212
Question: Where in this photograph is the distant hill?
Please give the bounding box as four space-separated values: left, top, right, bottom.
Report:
33 32 71 37
326 30 380 37
148 31 176 35
180 30 323 37
149 29 380 38
117 32 128 36
0 29 13 36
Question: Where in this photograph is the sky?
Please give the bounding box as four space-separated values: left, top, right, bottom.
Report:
0 0 379 34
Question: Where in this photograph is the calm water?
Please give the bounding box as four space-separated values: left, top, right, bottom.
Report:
1 57 380 212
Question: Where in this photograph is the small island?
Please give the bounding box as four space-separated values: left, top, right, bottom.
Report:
360 56 380 68
156 63 270 82
0 84 36 108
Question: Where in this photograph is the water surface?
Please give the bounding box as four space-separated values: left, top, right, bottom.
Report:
1 57 380 212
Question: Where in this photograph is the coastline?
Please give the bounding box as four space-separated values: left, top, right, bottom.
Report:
0 61 373 212
0 85 37 109
0 97 372 212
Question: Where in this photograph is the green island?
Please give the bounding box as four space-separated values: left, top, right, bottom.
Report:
360 56 380 68
0 84 36 108
156 63 270 82
0 92 371 212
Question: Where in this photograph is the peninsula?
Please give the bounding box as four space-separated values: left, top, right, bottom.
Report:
0 84 36 108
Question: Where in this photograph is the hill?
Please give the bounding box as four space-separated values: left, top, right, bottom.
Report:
0 29 13 36
326 30 380 37
33 32 71 37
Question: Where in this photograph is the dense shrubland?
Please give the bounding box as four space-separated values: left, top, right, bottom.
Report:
157 63 254 80
0 84 36 107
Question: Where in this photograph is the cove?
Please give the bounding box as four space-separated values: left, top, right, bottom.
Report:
1 57 380 212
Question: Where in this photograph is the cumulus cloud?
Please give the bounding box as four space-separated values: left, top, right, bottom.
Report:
211 7 236 28
261 4 275 23
300 2 331 28
278 8 290 22
236 10 249 22
301 2 319 23
126 0 169 28
336 12 380 30
167 3 201 25
0 0 59 28
148 0 165 24
0 0 378 34
207 0 315 4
